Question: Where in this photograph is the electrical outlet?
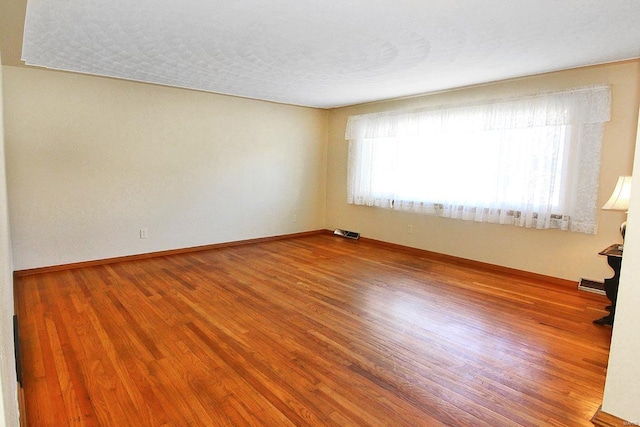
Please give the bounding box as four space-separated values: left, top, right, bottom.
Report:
292 215 298 223
407 224 413 234
140 228 148 239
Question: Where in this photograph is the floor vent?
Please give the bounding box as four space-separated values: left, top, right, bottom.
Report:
578 278 606 295
14 315 22 386
333 229 360 240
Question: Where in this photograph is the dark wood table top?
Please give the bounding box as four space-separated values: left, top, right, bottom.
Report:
600 243 623 258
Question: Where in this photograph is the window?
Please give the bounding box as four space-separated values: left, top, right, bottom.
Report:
345 86 611 234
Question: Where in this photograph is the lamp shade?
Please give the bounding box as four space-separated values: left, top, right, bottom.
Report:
602 176 632 211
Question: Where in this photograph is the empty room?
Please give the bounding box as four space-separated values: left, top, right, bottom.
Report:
1 1 640 426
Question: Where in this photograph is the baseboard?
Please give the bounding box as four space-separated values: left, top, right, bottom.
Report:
591 405 635 427
359 236 577 288
18 383 26 427
14 228 575 288
14 230 327 277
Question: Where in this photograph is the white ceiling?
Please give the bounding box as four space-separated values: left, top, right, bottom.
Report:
14 0 640 108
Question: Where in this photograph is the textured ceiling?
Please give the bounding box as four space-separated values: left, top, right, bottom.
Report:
4 0 640 108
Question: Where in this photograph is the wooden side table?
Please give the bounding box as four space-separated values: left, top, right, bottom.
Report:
593 244 623 326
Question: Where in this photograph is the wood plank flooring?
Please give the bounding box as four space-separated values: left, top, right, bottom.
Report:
14 233 612 426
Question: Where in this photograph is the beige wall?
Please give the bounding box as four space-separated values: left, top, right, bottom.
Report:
327 61 640 282
3 66 328 270
0 53 20 427
6 61 638 279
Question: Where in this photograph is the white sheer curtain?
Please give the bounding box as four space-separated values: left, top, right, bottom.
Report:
345 86 611 233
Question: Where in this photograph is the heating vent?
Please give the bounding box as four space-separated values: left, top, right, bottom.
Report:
14 315 22 386
333 229 360 240
578 278 606 295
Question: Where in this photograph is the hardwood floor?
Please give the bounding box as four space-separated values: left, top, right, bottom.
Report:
14 233 612 426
